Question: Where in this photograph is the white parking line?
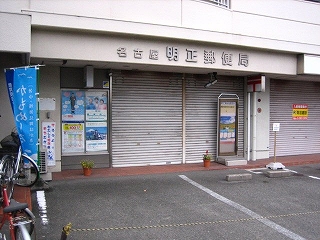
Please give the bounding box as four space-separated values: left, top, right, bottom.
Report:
286 169 320 180
246 168 266 174
36 190 49 225
308 176 320 180
179 175 306 240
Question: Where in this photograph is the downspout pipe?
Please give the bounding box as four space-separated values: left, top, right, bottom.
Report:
247 92 251 161
252 91 257 161
182 74 186 164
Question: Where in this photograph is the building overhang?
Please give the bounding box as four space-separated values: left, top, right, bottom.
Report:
297 54 320 75
0 12 31 53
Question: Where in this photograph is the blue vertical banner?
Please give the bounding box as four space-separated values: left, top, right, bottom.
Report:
5 67 39 163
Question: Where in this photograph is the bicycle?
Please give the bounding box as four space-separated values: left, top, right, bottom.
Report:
0 180 35 240
0 131 39 200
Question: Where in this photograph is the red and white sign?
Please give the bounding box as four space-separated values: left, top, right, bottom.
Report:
42 122 56 166
292 104 308 120
247 75 265 92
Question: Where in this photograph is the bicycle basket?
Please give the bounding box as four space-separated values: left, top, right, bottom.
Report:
0 132 20 151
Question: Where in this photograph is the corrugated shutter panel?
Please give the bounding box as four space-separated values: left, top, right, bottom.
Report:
112 71 182 167
185 75 244 163
270 80 320 157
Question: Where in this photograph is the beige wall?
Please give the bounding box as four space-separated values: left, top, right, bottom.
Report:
38 66 62 172
0 54 20 141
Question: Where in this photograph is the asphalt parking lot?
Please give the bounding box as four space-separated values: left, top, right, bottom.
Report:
32 164 320 240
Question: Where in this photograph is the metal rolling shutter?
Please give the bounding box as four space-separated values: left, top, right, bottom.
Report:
270 79 320 157
112 71 182 167
185 75 244 163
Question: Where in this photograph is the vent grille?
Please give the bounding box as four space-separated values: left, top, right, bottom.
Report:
39 151 47 173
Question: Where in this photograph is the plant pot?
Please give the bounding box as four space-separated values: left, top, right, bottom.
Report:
203 160 211 168
83 167 92 176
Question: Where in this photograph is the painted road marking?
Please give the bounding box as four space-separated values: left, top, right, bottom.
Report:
179 175 306 240
246 168 266 174
36 190 49 225
286 169 320 180
307 175 320 180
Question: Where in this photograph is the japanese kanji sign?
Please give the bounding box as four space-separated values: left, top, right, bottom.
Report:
42 122 56 166
292 104 308 120
117 46 249 68
5 67 39 162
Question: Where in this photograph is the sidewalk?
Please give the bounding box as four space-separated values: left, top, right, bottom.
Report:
0 186 32 215
52 153 320 181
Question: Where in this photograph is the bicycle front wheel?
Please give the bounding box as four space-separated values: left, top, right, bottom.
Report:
15 224 31 240
16 155 39 187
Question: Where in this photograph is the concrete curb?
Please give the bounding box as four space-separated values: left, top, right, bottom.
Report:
265 170 292 178
226 173 252 182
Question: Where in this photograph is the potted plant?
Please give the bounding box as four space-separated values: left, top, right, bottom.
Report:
203 150 211 168
80 160 94 176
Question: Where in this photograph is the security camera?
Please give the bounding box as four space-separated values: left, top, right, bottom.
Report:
204 72 218 88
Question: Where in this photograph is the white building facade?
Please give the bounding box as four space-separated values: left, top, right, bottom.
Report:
1 0 320 174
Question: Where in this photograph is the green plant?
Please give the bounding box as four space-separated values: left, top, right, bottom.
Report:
203 150 211 161
80 160 94 169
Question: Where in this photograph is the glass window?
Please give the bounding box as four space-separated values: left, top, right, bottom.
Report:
61 90 108 154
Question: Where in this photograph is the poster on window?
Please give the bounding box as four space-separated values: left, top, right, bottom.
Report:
85 122 108 151
62 123 85 153
62 90 85 122
42 122 56 166
85 92 108 121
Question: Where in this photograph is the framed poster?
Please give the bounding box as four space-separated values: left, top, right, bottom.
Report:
85 91 108 121
61 90 85 122
85 122 108 151
218 99 238 156
62 123 85 153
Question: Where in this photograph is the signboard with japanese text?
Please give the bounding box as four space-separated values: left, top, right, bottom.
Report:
272 123 280 132
116 46 250 70
42 122 56 166
292 104 308 120
5 67 39 162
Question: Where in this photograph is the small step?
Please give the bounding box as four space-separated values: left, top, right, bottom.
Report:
216 156 247 166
